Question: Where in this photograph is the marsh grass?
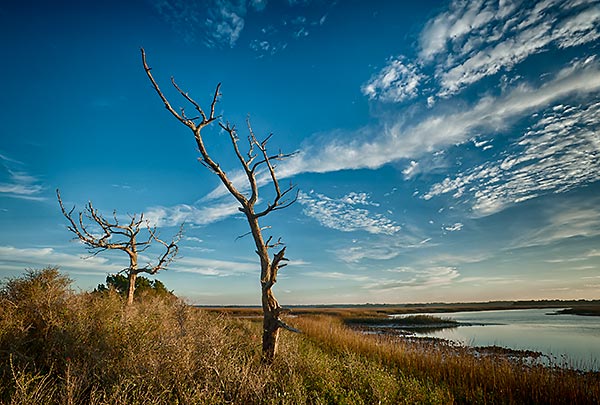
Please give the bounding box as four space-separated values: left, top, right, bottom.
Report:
290 315 600 404
1 268 598 404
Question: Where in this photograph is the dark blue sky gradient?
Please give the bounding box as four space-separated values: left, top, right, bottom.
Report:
1 0 599 304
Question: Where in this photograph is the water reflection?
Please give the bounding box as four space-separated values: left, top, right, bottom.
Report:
393 308 600 371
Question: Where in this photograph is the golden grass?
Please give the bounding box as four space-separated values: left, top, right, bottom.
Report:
289 315 600 404
1 268 598 404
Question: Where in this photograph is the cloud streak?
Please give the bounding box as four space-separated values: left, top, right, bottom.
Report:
414 0 600 98
512 198 600 248
144 200 241 227
0 154 45 200
0 245 124 276
298 191 400 235
365 266 460 291
424 94 600 216
285 57 600 176
174 256 257 276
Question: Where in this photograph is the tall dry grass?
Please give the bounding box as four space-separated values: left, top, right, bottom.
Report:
0 268 445 404
1 268 598 404
290 315 600 404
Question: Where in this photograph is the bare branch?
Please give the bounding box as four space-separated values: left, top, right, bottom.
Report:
277 319 301 334
210 84 221 121
141 48 194 130
142 49 251 209
236 226 271 241
265 236 284 250
171 76 210 123
144 223 183 274
269 246 288 287
250 151 297 173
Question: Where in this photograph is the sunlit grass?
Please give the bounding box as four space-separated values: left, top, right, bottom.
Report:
1 268 598 404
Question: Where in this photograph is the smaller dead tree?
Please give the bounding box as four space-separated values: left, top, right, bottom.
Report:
56 189 181 305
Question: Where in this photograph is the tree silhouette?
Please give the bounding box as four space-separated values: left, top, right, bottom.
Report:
57 189 181 305
142 48 299 362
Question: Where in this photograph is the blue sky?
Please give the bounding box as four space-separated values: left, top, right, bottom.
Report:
1 0 599 305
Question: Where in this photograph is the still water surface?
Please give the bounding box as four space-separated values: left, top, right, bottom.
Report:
395 308 600 371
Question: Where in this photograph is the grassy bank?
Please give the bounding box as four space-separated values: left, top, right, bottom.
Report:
1 268 599 404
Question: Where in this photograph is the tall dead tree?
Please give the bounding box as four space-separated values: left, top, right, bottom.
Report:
141 48 298 363
57 189 181 305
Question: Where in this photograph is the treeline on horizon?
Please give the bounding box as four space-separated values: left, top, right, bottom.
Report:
198 298 600 308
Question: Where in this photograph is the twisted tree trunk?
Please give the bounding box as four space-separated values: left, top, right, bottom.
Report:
262 286 281 363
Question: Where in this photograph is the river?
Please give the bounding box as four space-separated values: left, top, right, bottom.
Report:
393 308 600 371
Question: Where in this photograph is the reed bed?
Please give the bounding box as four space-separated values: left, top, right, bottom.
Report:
290 315 600 404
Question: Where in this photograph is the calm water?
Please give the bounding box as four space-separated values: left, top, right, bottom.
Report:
394 308 600 371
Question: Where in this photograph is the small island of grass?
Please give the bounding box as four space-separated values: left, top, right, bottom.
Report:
554 307 600 316
344 314 461 332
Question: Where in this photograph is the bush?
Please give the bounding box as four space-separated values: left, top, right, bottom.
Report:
0 267 73 373
95 274 174 300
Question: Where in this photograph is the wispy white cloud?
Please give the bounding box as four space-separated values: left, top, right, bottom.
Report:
0 245 124 276
335 230 433 264
341 192 380 206
0 154 45 200
303 271 371 283
298 191 400 235
511 198 600 248
145 200 241 227
424 95 600 216
365 266 460 291
249 38 288 56
585 249 600 258
336 244 404 264
444 222 463 232
173 256 257 276
414 0 600 98
402 160 419 179
362 58 423 102
206 0 246 48
249 0 267 12
150 0 249 47
282 57 600 178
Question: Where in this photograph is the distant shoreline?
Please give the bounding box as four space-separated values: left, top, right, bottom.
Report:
198 299 600 317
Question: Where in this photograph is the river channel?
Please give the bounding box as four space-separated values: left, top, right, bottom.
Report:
393 308 600 371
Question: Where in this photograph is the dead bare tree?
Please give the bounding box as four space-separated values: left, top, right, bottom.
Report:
56 189 181 305
141 48 299 363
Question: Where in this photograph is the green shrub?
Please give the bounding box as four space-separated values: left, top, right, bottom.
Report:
95 274 174 300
